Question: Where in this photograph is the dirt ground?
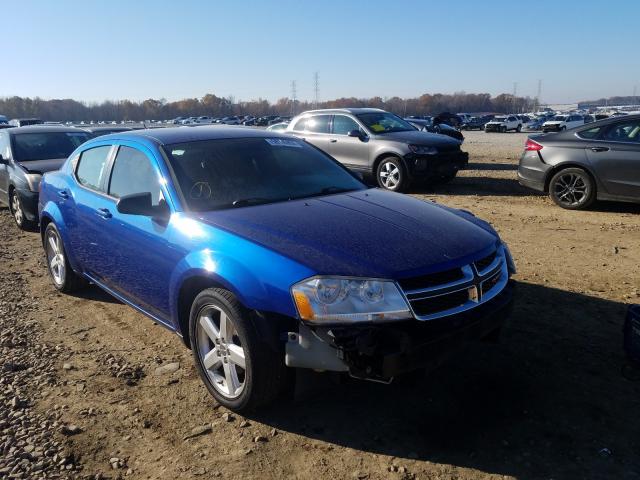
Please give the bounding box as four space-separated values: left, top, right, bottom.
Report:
1 130 639 480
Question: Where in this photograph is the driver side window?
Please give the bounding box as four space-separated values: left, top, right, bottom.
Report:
108 146 162 206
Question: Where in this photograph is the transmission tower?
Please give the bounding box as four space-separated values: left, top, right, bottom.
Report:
290 80 297 116
313 72 319 109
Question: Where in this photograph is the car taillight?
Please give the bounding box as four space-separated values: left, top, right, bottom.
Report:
525 139 543 151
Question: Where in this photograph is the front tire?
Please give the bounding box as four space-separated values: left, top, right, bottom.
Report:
548 168 596 210
376 156 409 192
44 223 86 292
10 189 36 231
189 288 288 412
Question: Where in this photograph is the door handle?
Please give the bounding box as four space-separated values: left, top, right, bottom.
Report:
57 190 69 199
96 208 112 219
329 139 337 143
591 147 609 152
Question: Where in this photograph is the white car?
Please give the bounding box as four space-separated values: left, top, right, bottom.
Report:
542 114 584 133
484 115 522 133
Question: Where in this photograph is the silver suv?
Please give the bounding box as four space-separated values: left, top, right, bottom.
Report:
286 108 468 191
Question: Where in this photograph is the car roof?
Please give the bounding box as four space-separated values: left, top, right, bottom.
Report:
6 125 89 135
91 125 285 146
297 108 386 116
81 126 133 132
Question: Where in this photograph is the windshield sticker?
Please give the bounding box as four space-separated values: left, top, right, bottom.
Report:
370 124 385 132
265 138 303 148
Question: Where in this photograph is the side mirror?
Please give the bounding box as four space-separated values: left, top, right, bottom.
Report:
0 154 8 165
348 129 365 140
116 192 169 220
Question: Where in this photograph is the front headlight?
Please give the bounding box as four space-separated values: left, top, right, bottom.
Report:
24 173 42 193
291 276 411 324
408 144 438 155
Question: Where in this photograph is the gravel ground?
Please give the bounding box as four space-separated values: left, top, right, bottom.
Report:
0 130 639 479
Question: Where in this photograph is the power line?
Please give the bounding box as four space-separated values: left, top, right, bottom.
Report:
313 72 319 109
290 80 297 116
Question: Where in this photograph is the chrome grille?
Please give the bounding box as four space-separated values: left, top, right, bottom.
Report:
399 246 509 321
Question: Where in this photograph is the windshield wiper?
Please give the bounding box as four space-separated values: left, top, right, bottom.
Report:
231 197 273 207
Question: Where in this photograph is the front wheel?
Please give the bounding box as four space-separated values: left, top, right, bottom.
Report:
548 168 596 210
189 288 288 412
376 157 408 192
10 189 36 230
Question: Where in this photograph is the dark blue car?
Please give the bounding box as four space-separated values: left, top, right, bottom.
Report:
39 126 515 412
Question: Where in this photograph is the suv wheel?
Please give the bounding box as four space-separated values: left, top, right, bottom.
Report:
10 189 36 230
376 157 408 192
549 168 596 210
516 124 522 132
44 223 86 292
189 288 288 412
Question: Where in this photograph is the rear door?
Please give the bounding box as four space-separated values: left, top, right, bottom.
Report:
585 119 640 198
288 114 332 155
327 114 370 170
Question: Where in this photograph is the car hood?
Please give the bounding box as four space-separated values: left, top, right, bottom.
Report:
192 189 499 279
17 158 66 174
544 121 563 125
375 130 461 148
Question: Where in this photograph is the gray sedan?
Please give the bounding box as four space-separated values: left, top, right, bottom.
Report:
518 114 640 209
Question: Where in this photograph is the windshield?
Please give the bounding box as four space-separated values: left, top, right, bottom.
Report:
163 137 366 212
356 112 415 134
12 132 91 161
553 116 567 121
492 116 507 122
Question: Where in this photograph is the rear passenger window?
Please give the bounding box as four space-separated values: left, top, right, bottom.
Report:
108 146 162 205
603 121 640 143
75 146 111 191
292 115 331 133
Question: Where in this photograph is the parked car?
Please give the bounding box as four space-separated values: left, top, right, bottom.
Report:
265 122 289 132
542 114 584 133
286 108 468 191
255 116 279 126
433 112 463 128
39 126 515 412
10 118 43 127
518 114 640 209
405 118 465 143
82 126 134 138
484 115 522 133
0 126 91 229
522 116 547 131
460 116 492 131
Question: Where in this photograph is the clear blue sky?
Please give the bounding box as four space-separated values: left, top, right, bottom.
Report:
3 0 637 104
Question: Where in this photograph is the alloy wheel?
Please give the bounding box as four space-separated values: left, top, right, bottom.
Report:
196 305 246 399
45 230 66 286
379 161 401 189
553 172 589 207
11 192 23 226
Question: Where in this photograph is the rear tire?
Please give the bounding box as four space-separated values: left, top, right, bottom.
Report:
548 167 596 210
189 288 289 412
44 223 86 293
376 156 409 192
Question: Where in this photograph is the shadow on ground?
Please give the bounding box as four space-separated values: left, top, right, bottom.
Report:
467 162 519 171
250 283 640 480
412 176 544 197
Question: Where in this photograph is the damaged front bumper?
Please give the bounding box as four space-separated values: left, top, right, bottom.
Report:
286 280 515 382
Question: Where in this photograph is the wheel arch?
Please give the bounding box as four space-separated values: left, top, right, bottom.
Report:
372 151 407 175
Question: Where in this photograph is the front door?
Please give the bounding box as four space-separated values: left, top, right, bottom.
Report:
327 114 370 171
586 119 640 198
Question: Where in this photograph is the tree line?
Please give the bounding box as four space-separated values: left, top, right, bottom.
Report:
0 92 536 122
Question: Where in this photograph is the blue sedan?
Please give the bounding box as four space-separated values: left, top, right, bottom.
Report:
38 126 515 412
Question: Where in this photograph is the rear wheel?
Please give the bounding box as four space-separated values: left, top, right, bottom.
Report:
44 223 86 292
549 168 596 210
10 189 36 230
189 288 288 412
376 156 409 192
